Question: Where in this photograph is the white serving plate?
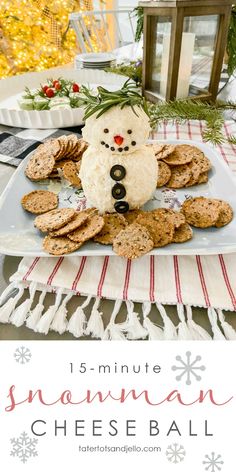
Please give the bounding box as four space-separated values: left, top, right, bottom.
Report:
0 139 236 257
0 67 127 129
76 53 116 63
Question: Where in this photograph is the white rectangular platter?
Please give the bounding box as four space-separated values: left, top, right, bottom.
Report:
0 139 236 257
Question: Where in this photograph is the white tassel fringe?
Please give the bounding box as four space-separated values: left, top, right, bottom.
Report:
207 307 226 340
85 297 104 339
0 284 24 323
26 289 47 330
36 289 63 335
67 295 92 338
50 292 73 334
103 300 127 340
2 277 235 342
186 305 212 340
0 282 18 306
177 304 199 340
10 282 38 327
156 303 177 340
126 301 148 340
217 309 236 340
142 302 164 340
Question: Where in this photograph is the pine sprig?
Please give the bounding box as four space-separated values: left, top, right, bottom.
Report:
227 6 236 76
227 134 236 145
77 79 148 120
105 61 142 85
132 7 144 42
148 100 227 145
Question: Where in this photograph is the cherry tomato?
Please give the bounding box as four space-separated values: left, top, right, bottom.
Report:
72 83 80 93
45 88 55 98
42 85 49 93
53 80 61 90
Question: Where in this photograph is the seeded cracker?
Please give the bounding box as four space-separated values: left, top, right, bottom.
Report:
21 190 58 214
146 143 165 155
197 172 209 184
94 213 127 245
136 212 174 247
214 200 233 227
124 209 144 224
172 223 193 243
178 144 204 159
185 160 202 187
55 136 70 160
113 223 154 259
43 235 83 255
156 161 172 187
166 164 191 188
50 211 88 236
70 139 89 161
192 153 212 173
151 208 185 228
34 208 76 232
68 214 104 243
63 161 82 188
156 144 176 160
25 150 55 181
181 197 220 228
163 149 193 166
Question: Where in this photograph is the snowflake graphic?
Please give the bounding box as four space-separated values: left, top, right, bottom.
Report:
14 346 32 364
203 452 224 472
172 351 206 385
166 443 186 464
10 432 38 463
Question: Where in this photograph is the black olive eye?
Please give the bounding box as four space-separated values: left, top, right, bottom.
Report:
127 129 132 134
104 128 109 133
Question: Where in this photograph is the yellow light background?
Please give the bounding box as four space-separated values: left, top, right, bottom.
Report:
0 0 94 78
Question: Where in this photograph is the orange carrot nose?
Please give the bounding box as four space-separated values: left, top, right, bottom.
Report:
114 135 124 146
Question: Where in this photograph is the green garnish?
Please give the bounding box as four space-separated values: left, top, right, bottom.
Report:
77 79 149 120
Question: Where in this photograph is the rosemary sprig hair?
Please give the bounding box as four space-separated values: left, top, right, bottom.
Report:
77 79 148 120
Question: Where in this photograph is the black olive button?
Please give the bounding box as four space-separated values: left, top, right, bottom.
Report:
114 201 129 213
112 183 126 200
110 165 126 181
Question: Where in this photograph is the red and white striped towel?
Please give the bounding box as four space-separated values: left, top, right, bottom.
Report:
1 120 236 340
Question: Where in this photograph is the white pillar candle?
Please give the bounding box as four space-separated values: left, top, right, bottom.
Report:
160 32 195 99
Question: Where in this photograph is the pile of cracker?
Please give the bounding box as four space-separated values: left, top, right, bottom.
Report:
147 143 212 188
25 134 88 187
33 207 194 258
21 189 233 259
181 197 233 228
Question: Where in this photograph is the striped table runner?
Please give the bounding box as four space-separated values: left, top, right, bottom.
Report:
1 120 236 340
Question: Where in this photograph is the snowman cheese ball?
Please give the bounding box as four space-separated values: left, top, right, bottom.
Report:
79 84 157 214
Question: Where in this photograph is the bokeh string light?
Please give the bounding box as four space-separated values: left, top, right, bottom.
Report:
0 0 95 78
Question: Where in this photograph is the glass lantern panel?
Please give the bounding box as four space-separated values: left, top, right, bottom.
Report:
148 16 172 98
180 15 220 98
